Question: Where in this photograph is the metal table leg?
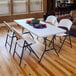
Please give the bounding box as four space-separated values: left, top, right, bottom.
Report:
58 36 67 53
52 35 59 56
39 35 59 63
39 37 47 62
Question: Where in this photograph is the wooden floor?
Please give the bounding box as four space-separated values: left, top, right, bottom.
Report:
0 25 76 76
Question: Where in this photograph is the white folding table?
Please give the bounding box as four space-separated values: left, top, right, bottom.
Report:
14 18 66 62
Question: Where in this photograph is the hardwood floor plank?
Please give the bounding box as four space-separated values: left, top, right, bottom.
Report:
0 25 76 76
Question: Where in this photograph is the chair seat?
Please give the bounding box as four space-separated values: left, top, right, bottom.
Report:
56 33 69 36
17 34 35 47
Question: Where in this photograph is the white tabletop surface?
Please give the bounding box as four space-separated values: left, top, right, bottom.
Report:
14 18 66 37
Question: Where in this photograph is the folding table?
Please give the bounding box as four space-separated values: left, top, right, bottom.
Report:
14 18 66 62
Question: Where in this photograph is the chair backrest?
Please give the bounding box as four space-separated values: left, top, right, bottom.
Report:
45 15 58 25
58 19 72 30
3 21 13 32
12 27 24 40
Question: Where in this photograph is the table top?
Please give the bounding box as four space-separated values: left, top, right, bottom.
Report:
14 18 66 37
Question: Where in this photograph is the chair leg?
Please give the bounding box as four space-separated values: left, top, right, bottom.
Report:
28 45 39 59
69 35 72 48
5 34 8 46
13 41 17 57
25 40 39 59
29 32 34 40
19 43 25 66
27 46 32 55
9 36 14 52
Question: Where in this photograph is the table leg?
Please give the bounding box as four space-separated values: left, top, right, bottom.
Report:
58 36 67 53
39 36 59 63
48 35 56 47
39 37 47 62
52 35 59 56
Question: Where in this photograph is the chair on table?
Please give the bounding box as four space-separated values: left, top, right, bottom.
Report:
45 15 58 26
4 21 15 52
56 19 73 53
12 27 39 65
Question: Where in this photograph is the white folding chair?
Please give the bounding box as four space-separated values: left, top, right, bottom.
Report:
37 16 58 40
12 27 39 65
56 19 73 53
4 21 15 52
45 15 58 26
45 15 58 47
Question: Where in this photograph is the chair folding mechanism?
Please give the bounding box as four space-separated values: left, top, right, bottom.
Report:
47 19 72 54
55 19 72 53
4 21 16 52
57 28 72 53
12 27 39 65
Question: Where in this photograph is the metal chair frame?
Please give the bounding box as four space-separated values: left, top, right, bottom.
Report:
12 27 39 65
48 19 72 54
22 27 34 39
4 21 16 52
55 19 72 53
